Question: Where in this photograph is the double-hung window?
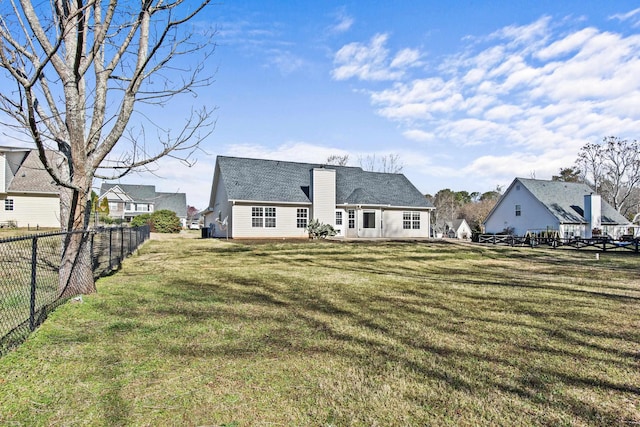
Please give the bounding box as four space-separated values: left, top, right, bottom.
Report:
335 211 343 226
515 204 521 217
4 199 14 211
296 208 308 228
252 207 263 227
264 207 276 227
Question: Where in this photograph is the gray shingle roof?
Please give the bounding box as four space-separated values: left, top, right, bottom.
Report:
217 156 433 208
8 150 60 194
517 178 629 225
155 192 187 218
100 183 156 202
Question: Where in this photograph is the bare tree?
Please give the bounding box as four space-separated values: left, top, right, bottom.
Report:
576 137 640 217
576 142 605 193
0 1 215 296
326 154 349 166
358 153 403 173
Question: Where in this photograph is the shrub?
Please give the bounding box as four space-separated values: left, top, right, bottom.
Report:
306 218 337 239
130 213 152 228
150 210 181 233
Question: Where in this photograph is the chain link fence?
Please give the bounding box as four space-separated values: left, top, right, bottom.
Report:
0 225 150 355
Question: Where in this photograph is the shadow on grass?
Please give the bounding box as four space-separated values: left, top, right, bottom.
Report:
86 240 639 425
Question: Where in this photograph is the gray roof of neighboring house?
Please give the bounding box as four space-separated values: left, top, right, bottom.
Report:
100 183 187 217
155 192 187 218
216 156 433 208
516 178 629 225
7 150 60 194
100 183 156 202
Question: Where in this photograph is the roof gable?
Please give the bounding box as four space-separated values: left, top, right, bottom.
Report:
100 183 156 201
215 156 433 209
7 150 60 194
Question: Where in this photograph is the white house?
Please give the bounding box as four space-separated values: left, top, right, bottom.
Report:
483 178 631 239
446 219 472 239
0 147 61 228
99 183 187 226
202 156 435 239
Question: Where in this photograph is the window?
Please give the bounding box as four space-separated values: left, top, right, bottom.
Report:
265 207 276 228
335 211 343 226
515 204 521 217
252 207 276 228
403 211 421 229
348 210 355 229
412 212 421 229
109 202 119 211
363 211 376 229
297 208 308 228
4 199 14 211
252 207 263 227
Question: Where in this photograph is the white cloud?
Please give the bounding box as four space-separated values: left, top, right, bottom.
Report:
332 33 423 81
329 9 354 34
535 27 598 60
266 49 306 75
609 7 640 27
403 129 434 142
390 48 422 68
335 15 640 189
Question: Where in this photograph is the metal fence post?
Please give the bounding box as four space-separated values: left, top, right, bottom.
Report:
29 236 38 331
108 228 113 270
120 227 124 265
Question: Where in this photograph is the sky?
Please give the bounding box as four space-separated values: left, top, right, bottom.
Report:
3 1 640 210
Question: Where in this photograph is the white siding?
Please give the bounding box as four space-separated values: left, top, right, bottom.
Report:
310 168 336 226
0 193 60 228
0 154 5 193
382 209 430 238
484 185 558 235
231 204 309 238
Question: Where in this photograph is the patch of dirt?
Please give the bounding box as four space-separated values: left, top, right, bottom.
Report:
149 230 200 240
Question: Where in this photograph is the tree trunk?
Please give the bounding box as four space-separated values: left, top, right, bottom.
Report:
58 181 96 298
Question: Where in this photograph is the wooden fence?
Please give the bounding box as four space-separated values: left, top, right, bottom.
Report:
477 234 640 253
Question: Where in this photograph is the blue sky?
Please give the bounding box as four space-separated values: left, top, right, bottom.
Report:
4 1 640 210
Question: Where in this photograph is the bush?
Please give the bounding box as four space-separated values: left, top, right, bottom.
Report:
130 213 152 228
306 219 337 239
150 210 181 233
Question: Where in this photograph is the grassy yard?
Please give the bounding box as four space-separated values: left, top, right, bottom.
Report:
0 236 638 426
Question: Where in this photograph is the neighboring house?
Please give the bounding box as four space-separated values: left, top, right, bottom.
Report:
0 147 61 228
446 219 472 239
202 156 435 239
99 184 187 225
483 178 632 239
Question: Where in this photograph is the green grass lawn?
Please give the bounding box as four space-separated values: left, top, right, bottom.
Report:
0 237 638 426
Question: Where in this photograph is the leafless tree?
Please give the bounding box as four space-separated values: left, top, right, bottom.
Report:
0 0 215 296
358 153 403 173
576 137 640 217
326 154 349 166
